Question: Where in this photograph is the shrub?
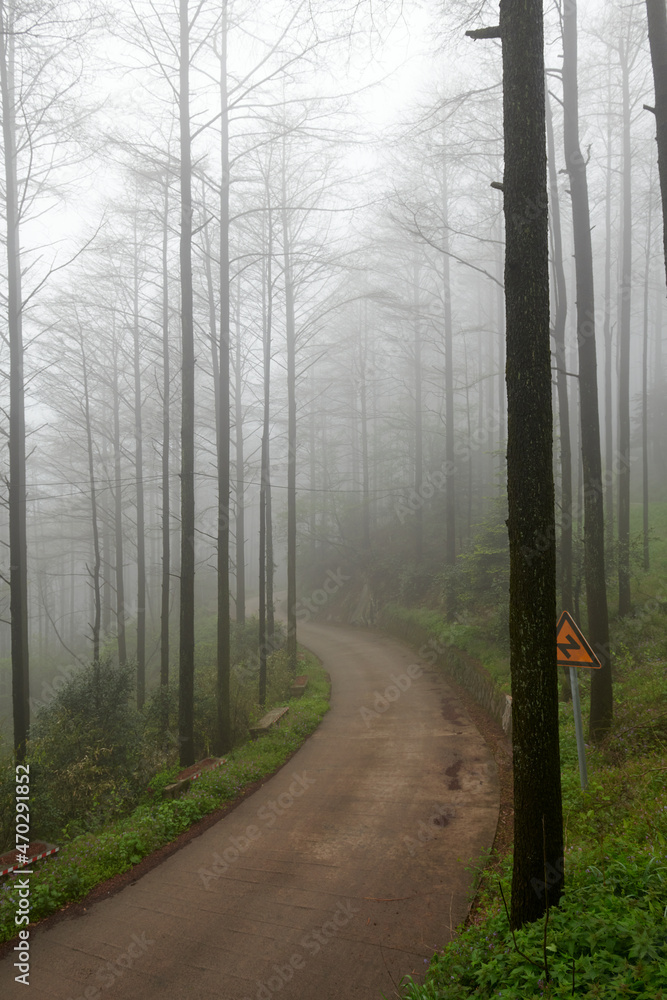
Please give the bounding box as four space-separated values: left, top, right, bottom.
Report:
28 659 144 840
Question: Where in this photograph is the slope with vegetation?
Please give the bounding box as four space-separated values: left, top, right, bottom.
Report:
0 617 329 946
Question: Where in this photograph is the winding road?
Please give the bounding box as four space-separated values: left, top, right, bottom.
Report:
0 622 499 1000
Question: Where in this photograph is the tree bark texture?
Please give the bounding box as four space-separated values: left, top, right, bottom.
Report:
647 0 667 287
500 0 564 930
562 0 613 741
178 0 196 767
1 2 29 762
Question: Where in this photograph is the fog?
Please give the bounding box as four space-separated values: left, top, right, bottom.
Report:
0 0 664 747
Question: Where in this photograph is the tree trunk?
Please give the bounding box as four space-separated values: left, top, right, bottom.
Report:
603 67 615 550
617 38 633 618
359 303 371 553
160 171 171 731
215 4 231 754
282 145 297 673
647 0 667 286
132 219 147 708
562 0 613 741
79 329 101 664
546 88 572 618
499 0 564 930
259 180 273 707
112 326 127 668
442 154 456 575
413 259 423 564
234 278 246 625
642 182 653 572
178 0 196 767
1 3 29 761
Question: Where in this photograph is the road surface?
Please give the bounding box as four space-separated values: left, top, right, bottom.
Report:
0 622 499 1000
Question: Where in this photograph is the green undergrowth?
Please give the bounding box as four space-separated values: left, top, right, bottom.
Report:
0 650 329 946
391 608 667 1000
380 603 511 694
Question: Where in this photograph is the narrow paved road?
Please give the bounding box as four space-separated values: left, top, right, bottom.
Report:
1 623 499 1000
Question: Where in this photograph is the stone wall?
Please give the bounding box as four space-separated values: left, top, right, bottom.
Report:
378 610 512 740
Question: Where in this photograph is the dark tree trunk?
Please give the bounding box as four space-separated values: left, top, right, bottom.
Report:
160 172 171 731
546 89 572 618
132 221 146 708
359 301 371 552
562 0 613 741
499 0 564 930
79 329 102 664
642 184 653 572
617 38 633 617
282 148 297 673
647 0 667 286
413 260 423 564
178 0 196 767
442 156 456 574
603 68 615 550
1 5 29 761
215 7 231 754
259 178 273 707
234 280 246 625
112 328 127 668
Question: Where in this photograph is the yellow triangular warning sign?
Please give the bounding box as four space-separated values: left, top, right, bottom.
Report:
556 611 601 669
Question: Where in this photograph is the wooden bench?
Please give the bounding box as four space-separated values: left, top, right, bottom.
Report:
290 675 308 698
162 756 226 800
0 841 59 877
250 705 289 739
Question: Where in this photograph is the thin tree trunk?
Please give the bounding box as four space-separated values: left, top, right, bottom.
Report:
604 66 615 549
1 1 29 761
546 88 572 703
359 303 370 552
215 4 231 753
442 154 456 575
546 88 572 618
178 0 196 767
160 172 171 728
617 38 633 617
79 329 101 663
642 184 653 572
259 176 273 705
282 145 297 673
562 0 613 739
132 218 146 708
112 325 127 668
413 259 423 564
234 278 246 625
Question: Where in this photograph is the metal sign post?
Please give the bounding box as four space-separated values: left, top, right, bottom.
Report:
557 611 601 793
568 666 588 791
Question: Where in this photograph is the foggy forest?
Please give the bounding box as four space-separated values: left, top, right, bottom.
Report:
0 0 666 998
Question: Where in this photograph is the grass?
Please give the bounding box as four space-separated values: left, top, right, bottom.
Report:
0 649 329 946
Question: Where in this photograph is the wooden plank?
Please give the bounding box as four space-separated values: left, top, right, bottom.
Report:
250 705 289 738
0 841 59 877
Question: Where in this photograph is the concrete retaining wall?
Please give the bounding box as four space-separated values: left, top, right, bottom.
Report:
378 611 512 740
